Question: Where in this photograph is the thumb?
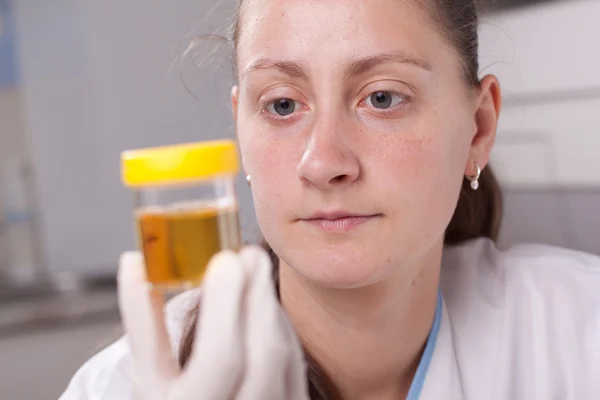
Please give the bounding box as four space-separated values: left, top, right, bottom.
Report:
118 251 179 387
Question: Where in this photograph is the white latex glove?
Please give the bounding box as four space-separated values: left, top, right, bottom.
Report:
118 246 309 400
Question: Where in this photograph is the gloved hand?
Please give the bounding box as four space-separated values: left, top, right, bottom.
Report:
117 246 309 400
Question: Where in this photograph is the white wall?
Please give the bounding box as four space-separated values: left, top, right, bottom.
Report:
0 88 32 280
479 0 600 188
13 0 255 277
478 0 600 255
0 89 25 159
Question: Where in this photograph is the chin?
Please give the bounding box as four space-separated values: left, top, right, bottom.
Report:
262 218 403 288
281 242 392 289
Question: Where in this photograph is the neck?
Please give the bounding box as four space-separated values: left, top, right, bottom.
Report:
280 240 443 400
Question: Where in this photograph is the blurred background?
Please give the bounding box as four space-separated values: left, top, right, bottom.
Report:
0 0 599 398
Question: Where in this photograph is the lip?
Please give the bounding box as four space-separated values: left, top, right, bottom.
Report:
300 211 381 232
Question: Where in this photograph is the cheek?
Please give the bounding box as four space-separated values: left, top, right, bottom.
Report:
239 110 288 177
238 116 298 224
376 131 466 232
238 102 302 176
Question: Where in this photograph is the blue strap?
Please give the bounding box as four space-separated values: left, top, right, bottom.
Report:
406 292 443 400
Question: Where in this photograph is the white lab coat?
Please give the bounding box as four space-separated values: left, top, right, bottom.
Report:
60 238 600 399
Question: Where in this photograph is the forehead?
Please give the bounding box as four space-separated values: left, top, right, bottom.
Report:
236 0 449 72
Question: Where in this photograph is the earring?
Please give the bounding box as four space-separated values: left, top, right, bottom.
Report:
246 175 251 187
467 163 481 191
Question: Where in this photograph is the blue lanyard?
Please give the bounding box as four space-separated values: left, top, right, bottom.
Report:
406 292 443 400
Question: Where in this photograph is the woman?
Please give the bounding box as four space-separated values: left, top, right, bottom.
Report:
61 0 600 399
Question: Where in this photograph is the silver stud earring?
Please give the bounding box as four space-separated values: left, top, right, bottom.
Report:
467 164 481 191
246 175 251 187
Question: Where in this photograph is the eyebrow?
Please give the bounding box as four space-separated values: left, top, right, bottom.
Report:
242 59 310 81
242 51 432 82
344 51 433 80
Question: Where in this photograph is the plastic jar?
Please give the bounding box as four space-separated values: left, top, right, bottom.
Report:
121 140 241 291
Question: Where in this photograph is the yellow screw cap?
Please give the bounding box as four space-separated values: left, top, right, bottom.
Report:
121 140 239 188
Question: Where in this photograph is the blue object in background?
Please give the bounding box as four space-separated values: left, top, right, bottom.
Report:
0 0 18 89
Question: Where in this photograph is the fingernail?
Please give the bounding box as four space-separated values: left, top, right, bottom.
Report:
118 251 145 282
239 246 260 266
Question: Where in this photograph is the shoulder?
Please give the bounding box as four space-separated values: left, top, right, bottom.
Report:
441 237 600 304
59 289 201 399
440 238 600 396
59 337 134 400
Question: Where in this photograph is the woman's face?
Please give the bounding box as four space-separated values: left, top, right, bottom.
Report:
234 0 493 288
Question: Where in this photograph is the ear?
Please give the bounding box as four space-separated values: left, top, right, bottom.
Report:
466 74 501 175
231 85 247 174
231 85 240 129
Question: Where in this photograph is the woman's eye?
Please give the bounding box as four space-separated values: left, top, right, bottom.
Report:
365 91 406 110
266 98 298 116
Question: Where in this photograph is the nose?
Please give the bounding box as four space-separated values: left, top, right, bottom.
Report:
296 116 360 190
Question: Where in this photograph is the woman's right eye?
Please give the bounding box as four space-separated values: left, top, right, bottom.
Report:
265 98 299 116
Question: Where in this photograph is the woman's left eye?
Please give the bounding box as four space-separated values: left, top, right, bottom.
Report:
364 91 407 110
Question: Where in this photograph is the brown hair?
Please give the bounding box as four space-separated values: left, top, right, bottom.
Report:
179 0 502 398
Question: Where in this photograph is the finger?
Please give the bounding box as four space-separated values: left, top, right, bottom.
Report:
237 246 288 400
117 252 179 387
280 314 310 400
178 250 246 398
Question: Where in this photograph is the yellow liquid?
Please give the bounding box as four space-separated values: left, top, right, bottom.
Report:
136 205 240 289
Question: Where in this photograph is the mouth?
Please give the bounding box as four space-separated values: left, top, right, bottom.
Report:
299 211 382 232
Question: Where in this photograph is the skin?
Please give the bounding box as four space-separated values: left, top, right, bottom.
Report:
231 0 501 398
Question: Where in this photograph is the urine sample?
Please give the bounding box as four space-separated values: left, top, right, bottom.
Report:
121 140 241 291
